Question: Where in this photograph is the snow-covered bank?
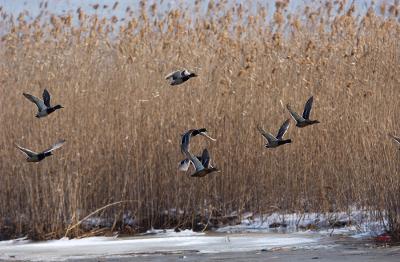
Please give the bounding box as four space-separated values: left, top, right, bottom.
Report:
0 210 388 261
215 210 386 238
0 231 318 261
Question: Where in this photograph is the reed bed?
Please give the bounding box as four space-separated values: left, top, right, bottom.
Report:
0 1 399 240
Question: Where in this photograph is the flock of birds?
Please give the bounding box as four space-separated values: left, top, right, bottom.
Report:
168 70 321 177
16 90 65 162
16 69 400 176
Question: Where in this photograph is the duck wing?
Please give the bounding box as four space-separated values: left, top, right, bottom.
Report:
165 70 181 80
23 93 46 111
302 96 314 120
16 145 38 157
181 147 204 172
389 134 400 145
257 126 277 143
178 159 191 172
200 148 211 168
192 128 216 141
287 104 305 123
276 119 290 140
42 89 51 107
181 130 194 153
42 139 66 154
199 132 217 141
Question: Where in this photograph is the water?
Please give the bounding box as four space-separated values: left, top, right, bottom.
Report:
0 231 319 261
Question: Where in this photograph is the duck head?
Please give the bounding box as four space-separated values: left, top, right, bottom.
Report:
193 128 207 136
186 128 205 137
44 151 53 157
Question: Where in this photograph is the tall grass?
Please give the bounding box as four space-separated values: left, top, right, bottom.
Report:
0 1 399 240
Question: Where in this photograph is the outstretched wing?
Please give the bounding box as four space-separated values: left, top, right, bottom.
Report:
178 159 191 172
181 147 204 172
43 139 66 154
16 144 38 157
199 132 217 142
181 130 193 154
302 96 314 120
23 93 46 111
276 119 290 140
200 149 211 168
287 104 305 123
257 126 277 143
165 70 181 80
42 89 51 107
389 134 400 145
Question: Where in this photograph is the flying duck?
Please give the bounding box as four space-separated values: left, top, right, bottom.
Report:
16 139 66 162
181 128 216 154
23 89 63 118
178 148 214 172
165 69 197 85
286 96 320 127
257 119 292 148
389 134 400 149
181 147 219 177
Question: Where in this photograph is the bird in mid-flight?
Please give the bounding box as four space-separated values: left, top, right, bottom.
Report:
165 69 197 85
287 96 320 128
23 89 63 118
16 140 66 162
257 119 292 148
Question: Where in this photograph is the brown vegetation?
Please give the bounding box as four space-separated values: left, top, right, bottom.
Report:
0 1 399 240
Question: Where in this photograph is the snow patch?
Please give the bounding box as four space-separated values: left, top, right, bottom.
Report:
142 228 205 237
216 210 386 238
0 236 30 246
0 232 317 261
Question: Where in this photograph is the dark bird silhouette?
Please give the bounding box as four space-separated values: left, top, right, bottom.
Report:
287 96 320 127
16 140 66 162
23 89 63 118
257 119 292 148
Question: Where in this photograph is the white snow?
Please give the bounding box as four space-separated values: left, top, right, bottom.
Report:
0 231 318 261
216 209 386 238
141 228 205 237
0 237 30 246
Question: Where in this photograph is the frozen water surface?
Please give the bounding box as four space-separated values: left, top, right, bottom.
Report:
0 231 319 261
0 211 389 261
